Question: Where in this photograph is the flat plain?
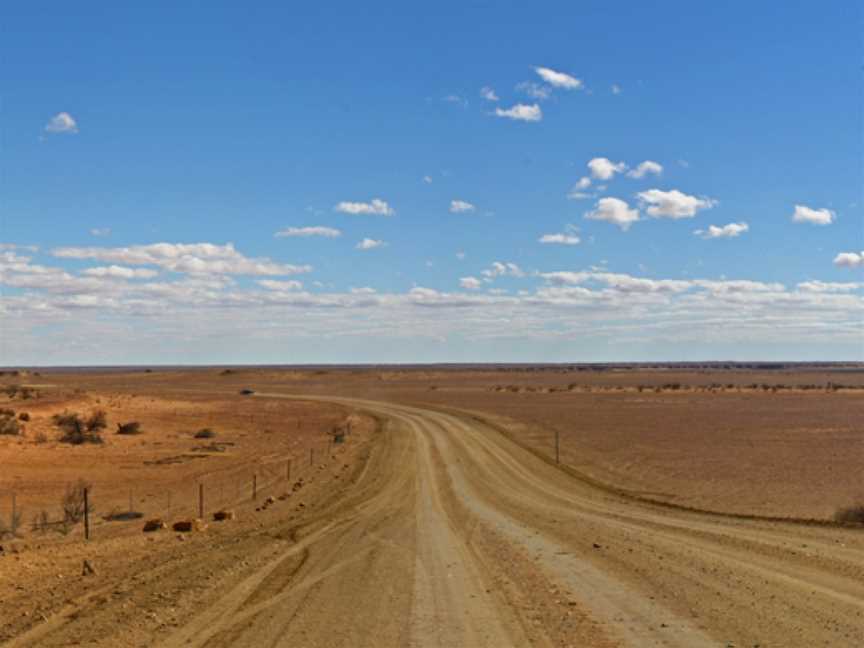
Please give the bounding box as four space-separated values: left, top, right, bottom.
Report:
1 364 862 647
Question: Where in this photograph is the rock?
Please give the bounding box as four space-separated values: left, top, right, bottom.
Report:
592 543 602 549
213 510 235 522
82 560 96 576
143 519 167 532
265 496 276 505
172 519 208 533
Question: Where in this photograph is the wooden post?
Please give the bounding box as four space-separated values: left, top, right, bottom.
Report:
286 459 292 482
310 447 314 467
252 474 257 501
83 487 91 540
198 484 204 519
555 429 560 464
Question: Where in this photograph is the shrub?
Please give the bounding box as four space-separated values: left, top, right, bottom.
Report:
18 412 30 422
55 413 103 444
116 421 142 435
0 508 23 539
0 408 15 417
85 409 107 432
0 412 20 436
31 510 51 533
62 479 92 525
835 505 864 525
194 428 216 439
53 411 81 428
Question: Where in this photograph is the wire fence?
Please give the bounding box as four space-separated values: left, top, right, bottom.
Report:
0 432 350 542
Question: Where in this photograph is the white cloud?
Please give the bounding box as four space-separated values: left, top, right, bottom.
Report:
792 204 835 226
257 279 304 291
82 265 159 279
275 226 342 238
459 276 483 290
3 248 863 363
356 238 386 250
494 103 542 122
480 86 499 102
637 189 717 219
422 175 433 184
584 197 640 231
334 199 394 216
350 286 377 294
455 251 466 260
90 228 111 237
45 112 78 134
449 199 476 213
443 94 468 107
482 262 525 279
695 222 749 239
797 280 861 292
611 84 622 95
516 81 552 100
627 160 663 179
53 242 310 276
539 233 580 245
534 66 583 90
588 157 627 181
834 252 864 268
567 176 593 200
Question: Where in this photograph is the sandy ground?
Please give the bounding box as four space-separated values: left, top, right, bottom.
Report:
163 366 864 519
0 380 373 542
2 389 863 647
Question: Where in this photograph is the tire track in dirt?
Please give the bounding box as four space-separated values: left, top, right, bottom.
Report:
9 393 863 647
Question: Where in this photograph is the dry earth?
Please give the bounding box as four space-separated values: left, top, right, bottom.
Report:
1 367 863 646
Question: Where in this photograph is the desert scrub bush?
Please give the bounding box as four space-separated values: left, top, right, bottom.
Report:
0 508 23 539
0 409 20 436
194 428 216 439
835 505 864 525
55 412 103 445
85 409 107 432
18 412 30 421
62 479 92 525
116 421 142 435
31 510 51 533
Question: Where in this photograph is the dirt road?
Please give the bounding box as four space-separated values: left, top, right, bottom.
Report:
8 394 864 647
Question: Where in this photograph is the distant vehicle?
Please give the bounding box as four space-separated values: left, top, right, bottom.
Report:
239 389 255 395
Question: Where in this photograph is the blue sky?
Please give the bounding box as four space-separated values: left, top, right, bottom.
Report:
1 1 862 365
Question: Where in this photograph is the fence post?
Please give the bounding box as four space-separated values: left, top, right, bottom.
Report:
555 429 560 464
84 487 90 540
286 459 292 483
252 474 257 501
310 447 314 467
198 483 204 519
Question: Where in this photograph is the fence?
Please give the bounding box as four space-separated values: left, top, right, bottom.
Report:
0 432 350 542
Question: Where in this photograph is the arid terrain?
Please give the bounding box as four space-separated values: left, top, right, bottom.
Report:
1 364 863 646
